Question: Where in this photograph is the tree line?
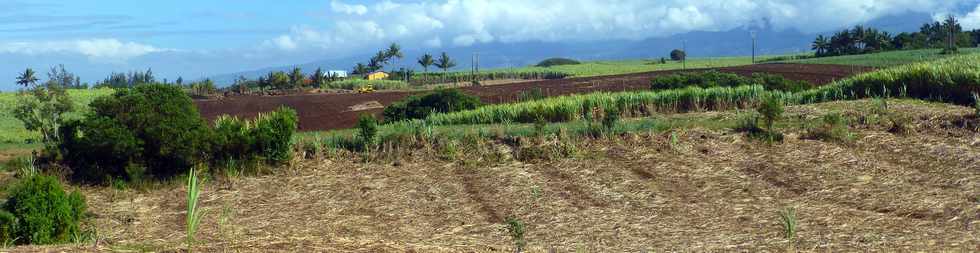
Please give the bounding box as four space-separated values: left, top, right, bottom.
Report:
812 15 980 57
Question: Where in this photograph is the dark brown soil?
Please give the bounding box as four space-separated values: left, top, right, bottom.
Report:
194 63 875 131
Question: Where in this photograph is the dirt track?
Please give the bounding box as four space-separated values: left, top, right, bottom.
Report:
195 63 875 131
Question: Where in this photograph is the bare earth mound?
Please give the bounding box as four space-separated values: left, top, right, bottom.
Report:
18 100 978 252
195 63 875 131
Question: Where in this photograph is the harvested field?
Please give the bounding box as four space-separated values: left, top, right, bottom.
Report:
20 100 979 252
195 63 874 131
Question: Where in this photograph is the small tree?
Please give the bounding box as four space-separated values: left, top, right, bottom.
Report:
13 68 75 152
435 52 457 73
670 49 686 61
357 114 379 145
757 95 784 134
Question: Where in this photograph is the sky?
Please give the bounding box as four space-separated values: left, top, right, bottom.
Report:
2 0 980 89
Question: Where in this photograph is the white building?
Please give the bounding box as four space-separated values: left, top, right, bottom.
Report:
326 70 348 78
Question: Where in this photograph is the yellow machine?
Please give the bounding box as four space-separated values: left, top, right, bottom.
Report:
357 85 375 93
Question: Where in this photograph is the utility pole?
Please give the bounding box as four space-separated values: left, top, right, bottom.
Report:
751 31 757 63
682 39 687 70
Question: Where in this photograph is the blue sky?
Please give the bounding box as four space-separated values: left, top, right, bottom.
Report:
2 0 980 90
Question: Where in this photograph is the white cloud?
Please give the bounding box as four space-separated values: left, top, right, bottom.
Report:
276 0 974 54
273 35 297 50
424 37 442 48
330 0 367 15
0 38 164 61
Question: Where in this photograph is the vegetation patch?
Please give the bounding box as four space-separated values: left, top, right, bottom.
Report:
651 70 813 92
535 58 581 67
383 89 482 122
0 175 87 246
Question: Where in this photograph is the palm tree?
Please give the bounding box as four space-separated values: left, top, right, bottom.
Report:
16 68 39 87
417 53 434 73
434 52 456 73
385 43 403 71
812 35 829 57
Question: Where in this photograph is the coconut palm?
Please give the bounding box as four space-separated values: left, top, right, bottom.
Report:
16 68 39 87
385 43 403 71
417 53 434 73
434 52 456 73
812 35 829 57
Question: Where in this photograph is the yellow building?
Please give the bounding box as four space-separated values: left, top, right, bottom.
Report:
366 71 389 80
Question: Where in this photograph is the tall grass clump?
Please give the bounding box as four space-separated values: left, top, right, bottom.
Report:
779 207 798 241
185 167 204 251
783 53 980 106
426 85 766 126
973 93 980 117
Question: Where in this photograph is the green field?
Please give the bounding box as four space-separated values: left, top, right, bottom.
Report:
0 88 115 145
782 47 980 67
476 56 762 77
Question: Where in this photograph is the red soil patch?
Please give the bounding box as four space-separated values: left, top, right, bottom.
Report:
195 63 874 131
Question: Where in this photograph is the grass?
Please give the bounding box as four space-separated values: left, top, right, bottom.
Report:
779 207 798 241
424 85 766 126
477 56 759 77
0 88 115 145
782 47 980 67
185 167 204 251
779 53 980 106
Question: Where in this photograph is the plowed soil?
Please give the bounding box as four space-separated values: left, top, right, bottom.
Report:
18 100 978 252
195 63 874 131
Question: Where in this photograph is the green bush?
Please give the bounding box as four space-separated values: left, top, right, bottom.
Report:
357 114 379 145
804 113 854 143
59 84 213 182
383 89 482 122
211 116 254 165
651 71 811 92
211 107 298 166
2 175 86 245
535 57 581 67
251 107 298 165
0 210 15 246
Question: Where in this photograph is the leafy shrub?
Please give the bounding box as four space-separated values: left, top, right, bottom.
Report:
651 71 752 90
803 113 854 143
535 57 581 67
651 71 811 92
2 175 86 245
251 107 298 165
383 89 482 122
0 210 15 246
59 84 213 182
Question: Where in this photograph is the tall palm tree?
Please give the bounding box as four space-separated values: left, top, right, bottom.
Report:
812 35 829 57
16 68 39 87
385 43 403 72
417 53 434 73
435 52 456 73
